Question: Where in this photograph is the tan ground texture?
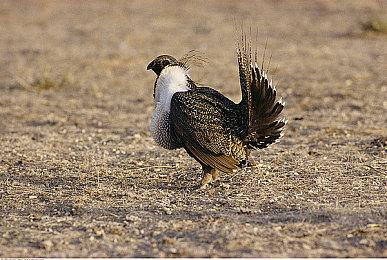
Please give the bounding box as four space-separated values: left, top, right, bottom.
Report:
1 0 387 257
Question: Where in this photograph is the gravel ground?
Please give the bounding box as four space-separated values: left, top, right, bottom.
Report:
0 0 386 257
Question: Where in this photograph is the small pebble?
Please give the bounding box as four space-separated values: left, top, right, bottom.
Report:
40 240 54 250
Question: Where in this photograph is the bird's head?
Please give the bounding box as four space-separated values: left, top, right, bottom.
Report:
147 55 181 76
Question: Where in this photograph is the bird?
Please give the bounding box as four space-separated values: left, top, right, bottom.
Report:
147 35 286 188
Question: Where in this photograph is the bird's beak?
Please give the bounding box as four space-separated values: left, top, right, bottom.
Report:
147 60 154 70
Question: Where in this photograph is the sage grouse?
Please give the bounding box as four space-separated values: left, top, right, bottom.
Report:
147 38 286 188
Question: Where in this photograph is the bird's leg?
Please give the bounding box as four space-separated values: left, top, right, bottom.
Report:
211 169 218 182
200 166 217 188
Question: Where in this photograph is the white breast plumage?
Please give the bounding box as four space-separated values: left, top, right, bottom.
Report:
151 65 190 149
153 65 190 112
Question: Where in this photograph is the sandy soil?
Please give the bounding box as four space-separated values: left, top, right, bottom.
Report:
0 0 386 257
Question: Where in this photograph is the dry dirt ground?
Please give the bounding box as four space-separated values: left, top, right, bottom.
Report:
0 0 387 258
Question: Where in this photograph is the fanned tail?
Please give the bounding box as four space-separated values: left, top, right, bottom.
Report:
237 33 286 149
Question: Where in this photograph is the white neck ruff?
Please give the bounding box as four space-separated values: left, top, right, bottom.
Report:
150 65 190 149
153 65 190 112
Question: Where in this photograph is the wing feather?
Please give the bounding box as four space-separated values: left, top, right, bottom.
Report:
170 89 240 173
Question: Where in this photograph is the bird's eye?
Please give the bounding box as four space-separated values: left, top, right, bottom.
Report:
162 60 170 67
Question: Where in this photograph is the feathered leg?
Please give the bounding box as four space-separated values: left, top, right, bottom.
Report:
200 165 218 188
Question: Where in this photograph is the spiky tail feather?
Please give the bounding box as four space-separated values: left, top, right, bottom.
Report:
237 34 286 149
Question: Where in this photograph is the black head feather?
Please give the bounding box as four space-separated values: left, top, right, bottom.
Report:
147 55 180 76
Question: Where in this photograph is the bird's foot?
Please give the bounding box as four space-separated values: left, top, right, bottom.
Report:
199 168 218 189
199 172 213 189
